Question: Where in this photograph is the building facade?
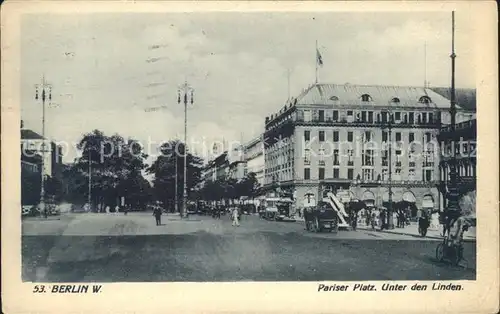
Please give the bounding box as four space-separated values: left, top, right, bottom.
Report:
263 83 474 213
243 135 265 186
437 118 476 213
21 128 63 178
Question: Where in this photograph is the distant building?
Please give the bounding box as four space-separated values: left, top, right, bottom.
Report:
21 128 63 178
21 124 65 204
263 83 474 213
243 135 265 186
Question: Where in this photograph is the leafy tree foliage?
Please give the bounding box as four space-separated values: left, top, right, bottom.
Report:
147 140 203 212
64 129 150 211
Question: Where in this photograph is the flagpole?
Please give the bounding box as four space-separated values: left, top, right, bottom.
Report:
315 40 318 84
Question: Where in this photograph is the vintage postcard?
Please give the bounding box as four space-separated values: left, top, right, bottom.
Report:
1 1 499 313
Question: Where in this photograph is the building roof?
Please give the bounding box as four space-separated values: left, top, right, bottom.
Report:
430 87 476 111
294 83 458 109
21 129 45 140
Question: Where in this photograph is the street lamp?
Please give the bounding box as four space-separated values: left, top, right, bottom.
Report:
34 75 52 218
177 81 194 218
383 109 395 229
445 11 461 223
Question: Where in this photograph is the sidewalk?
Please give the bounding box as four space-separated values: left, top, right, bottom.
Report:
357 222 476 242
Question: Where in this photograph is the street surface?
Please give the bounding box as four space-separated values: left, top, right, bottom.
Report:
22 212 476 282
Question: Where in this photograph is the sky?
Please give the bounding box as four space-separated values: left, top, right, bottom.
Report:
20 11 476 165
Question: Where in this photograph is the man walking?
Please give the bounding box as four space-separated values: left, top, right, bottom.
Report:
153 205 162 226
232 207 240 227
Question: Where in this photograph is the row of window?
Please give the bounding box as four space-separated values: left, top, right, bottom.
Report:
296 109 440 125
303 130 434 143
302 167 435 182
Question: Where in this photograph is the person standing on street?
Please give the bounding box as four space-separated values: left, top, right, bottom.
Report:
232 207 240 227
153 205 162 226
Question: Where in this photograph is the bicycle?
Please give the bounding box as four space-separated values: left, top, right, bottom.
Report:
435 237 468 268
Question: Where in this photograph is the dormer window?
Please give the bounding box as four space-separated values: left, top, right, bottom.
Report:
330 96 339 101
391 97 400 103
419 96 432 104
361 94 372 102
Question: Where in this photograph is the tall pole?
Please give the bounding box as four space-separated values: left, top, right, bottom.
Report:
446 11 460 218
315 40 318 84
35 75 51 218
88 152 92 211
424 41 427 88
175 149 178 213
178 81 194 218
387 112 394 229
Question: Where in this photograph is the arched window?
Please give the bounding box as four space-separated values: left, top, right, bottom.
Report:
391 97 400 103
361 94 372 102
330 96 339 101
419 96 432 104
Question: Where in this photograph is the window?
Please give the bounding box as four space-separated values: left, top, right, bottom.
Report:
382 112 388 123
347 131 354 142
391 97 400 103
361 94 372 102
363 150 374 166
347 110 353 116
363 168 373 181
380 168 387 181
382 150 389 166
429 112 434 123
347 169 354 180
304 130 310 141
395 168 402 180
361 111 367 122
304 149 311 164
395 112 401 121
330 96 339 101
409 132 415 143
424 169 433 182
304 168 310 180
333 131 339 142
304 110 311 122
319 168 325 180
422 112 427 123
382 131 388 142
409 169 416 181
333 149 340 165
333 110 339 121
368 111 373 123
419 96 432 104
333 168 340 179
364 131 372 142
313 131 323 143
409 112 414 124
319 148 325 166
395 132 402 142
425 132 432 142
347 149 354 166
319 110 325 122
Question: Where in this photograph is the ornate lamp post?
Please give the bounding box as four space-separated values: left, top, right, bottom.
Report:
382 109 395 229
35 75 52 218
177 81 194 218
445 11 461 221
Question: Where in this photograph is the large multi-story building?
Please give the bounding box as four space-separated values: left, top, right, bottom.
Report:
243 135 265 186
263 83 474 213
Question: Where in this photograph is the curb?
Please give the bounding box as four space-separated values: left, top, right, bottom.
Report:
357 226 476 242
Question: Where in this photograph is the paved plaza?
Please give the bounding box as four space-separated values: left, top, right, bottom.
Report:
22 212 476 282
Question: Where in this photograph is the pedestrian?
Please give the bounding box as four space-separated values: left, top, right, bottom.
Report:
153 206 162 226
232 207 240 227
380 209 386 231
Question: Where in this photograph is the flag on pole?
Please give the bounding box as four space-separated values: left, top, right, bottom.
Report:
316 48 323 67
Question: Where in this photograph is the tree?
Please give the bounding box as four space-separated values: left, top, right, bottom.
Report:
147 140 203 212
67 129 150 211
